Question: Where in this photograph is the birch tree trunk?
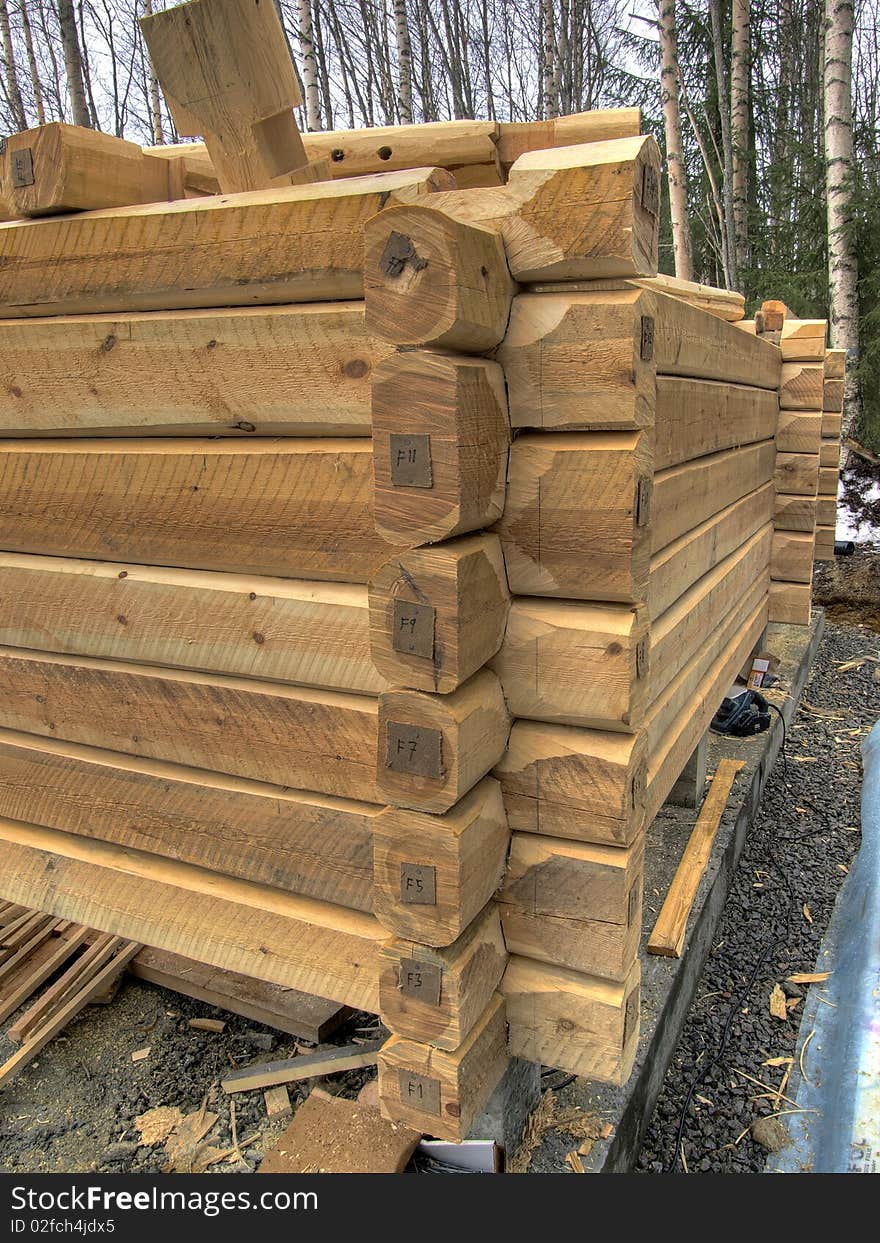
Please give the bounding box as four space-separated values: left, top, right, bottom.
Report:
0 0 27 128
57 0 91 127
20 1 45 125
296 0 322 130
141 0 164 143
824 0 860 451
541 0 557 119
709 0 738 290
658 0 693 281
731 0 750 274
394 0 414 123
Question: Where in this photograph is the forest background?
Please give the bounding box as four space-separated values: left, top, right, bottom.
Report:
0 1 876 446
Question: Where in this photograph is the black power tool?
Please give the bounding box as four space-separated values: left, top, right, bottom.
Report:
711 689 771 737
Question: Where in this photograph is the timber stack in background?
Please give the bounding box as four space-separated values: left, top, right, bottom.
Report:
0 3 820 1147
737 301 838 619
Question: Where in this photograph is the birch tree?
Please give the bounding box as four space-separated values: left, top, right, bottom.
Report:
709 0 738 289
730 0 750 274
0 0 27 127
296 0 321 129
393 0 413 123
658 0 693 280
20 0 46 123
57 0 91 125
824 0 859 447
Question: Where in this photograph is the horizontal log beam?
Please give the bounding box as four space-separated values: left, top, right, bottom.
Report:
0 729 377 911
653 378 778 470
377 904 507 1051
502 957 639 1082
0 439 400 582
0 818 383 1011
0 169 451 317
494 431 652 602
0 303 386 437
0 646 381 802
0 552 385 695
651 441 776 553
648 484 774 620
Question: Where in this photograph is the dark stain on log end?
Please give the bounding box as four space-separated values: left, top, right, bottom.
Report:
380 230 429 279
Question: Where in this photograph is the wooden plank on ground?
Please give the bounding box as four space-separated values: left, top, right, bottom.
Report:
7 932 123 1044
0 729 378 911
0 941 142 1087
0 917 63 985
129 948 351 1043
0 819 385 1011
0 552 385 694
221 1041 383 1094
0 648 381 803
0 305 386 437
0 440 400 582
0 168 450 317
647 759 745 957
0 926 91 1026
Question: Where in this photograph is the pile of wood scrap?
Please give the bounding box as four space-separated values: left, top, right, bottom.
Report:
0 905 141 1089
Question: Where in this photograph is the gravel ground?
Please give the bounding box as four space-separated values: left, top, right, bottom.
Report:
636 614 875 1173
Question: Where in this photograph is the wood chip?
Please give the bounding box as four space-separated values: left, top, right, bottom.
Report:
134 1106 184 1146
763 1056 794 1068
131 1047 151 1062
188 1018 226 1033
769 984 788 1020
803 903 813 924
264 1085 291 1120
566 1150 585 1173
787 971 831 984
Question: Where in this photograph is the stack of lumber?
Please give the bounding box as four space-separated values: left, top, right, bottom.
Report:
0 105 718 1140
738 305 825 623
362 155 779 1134
816 348 845 561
